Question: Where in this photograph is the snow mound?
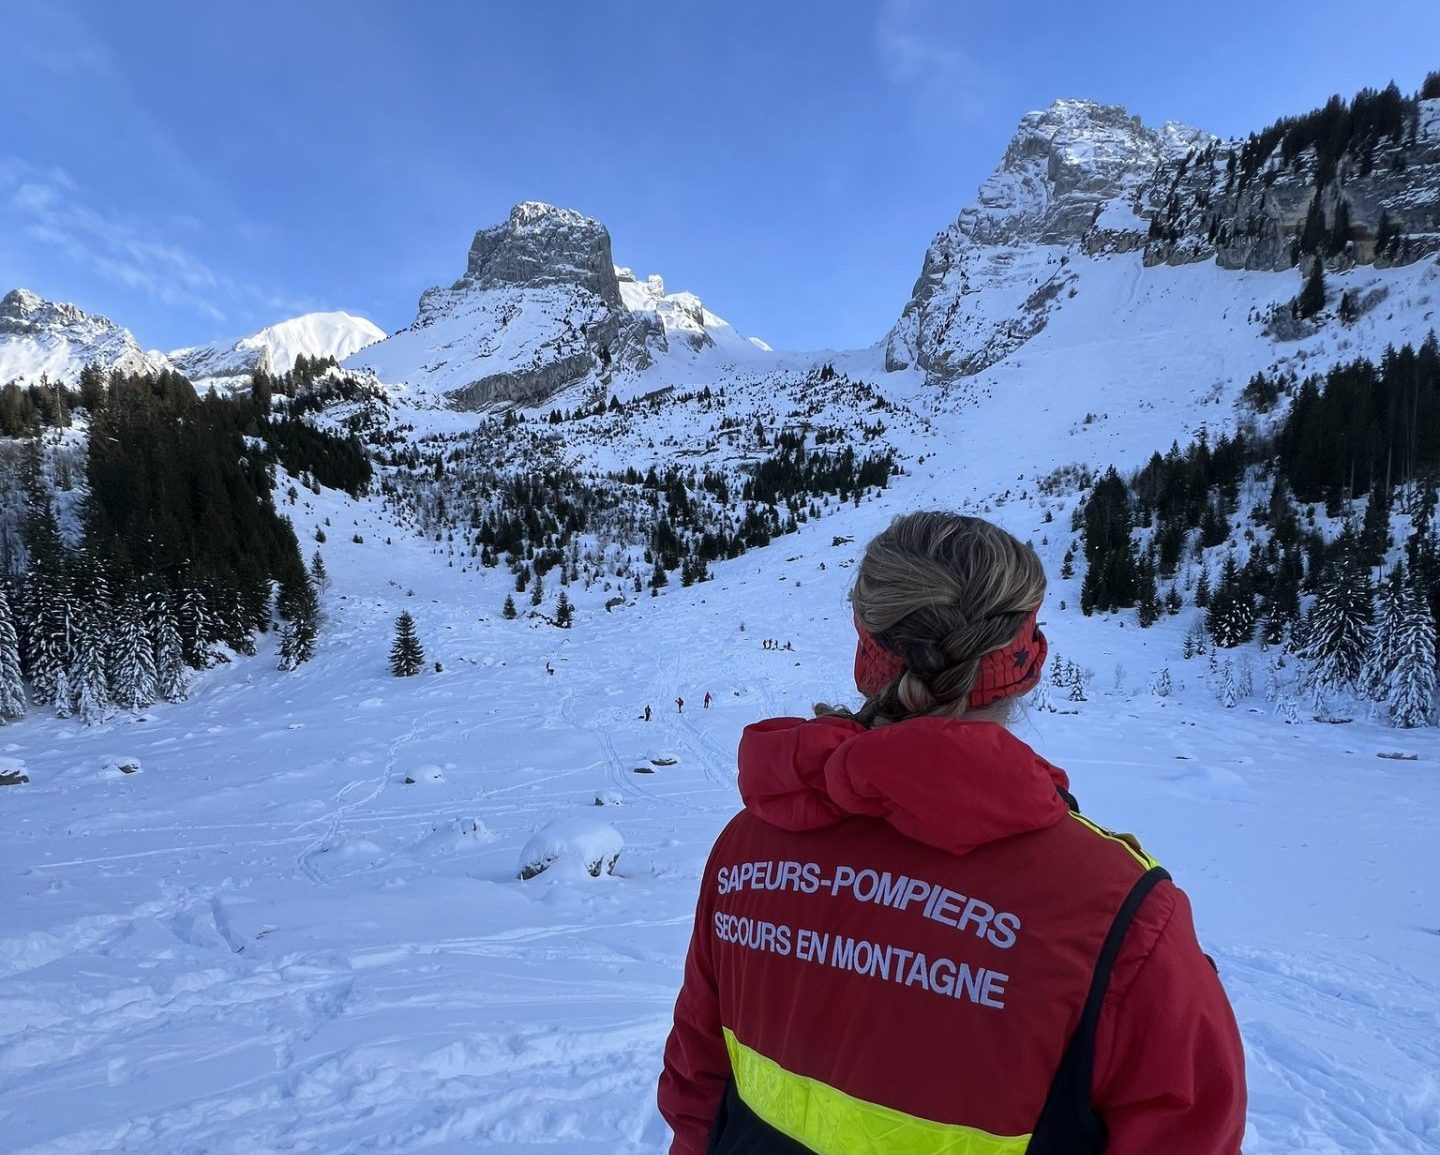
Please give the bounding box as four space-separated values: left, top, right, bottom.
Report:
400 817 497 861
517 816 623 880
98 755 142 779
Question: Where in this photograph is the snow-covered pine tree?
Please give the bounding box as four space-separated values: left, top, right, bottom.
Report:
72 610 111 726
52 666 73 719
110 595 157 711
1297 551 1374 698
0 587 27 721
277 576 319 671
1066 660 1089 702
150 592 188 703
1236 655 1254 698
1151 667 1173 698
1206 554 1256 647
178 584 211 668
1219 660 1237 708
309 550 329 590
1361 568 1406 701
1029 676 1053 712
390 611 425 676
555 591 574 628
1385 581 1437 728
502 594 518 619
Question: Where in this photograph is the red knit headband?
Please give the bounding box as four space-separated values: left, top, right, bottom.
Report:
853 607 1047 709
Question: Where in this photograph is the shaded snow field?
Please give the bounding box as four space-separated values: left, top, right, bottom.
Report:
3 250 1440 1152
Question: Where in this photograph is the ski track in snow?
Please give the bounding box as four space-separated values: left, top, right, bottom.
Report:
6 267 1440 1149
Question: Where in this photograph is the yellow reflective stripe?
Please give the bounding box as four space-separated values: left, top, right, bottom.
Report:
723 1027 1031 1155
1068 812 1161 870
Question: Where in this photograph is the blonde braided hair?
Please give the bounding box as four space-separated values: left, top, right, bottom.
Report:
822 512 1046 728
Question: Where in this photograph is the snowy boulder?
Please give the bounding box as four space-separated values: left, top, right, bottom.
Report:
99 755 142 779
0 756 27 787
517 817 623 881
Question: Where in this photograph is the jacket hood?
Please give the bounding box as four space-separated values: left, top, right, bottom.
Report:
737 715 1071 857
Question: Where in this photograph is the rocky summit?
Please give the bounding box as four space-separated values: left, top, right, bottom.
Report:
0 288 161 384
344 202 764 408
888 93 1440 385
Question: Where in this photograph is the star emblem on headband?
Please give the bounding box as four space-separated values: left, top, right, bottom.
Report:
1011 648 1031 671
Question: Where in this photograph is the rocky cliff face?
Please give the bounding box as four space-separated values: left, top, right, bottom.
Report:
887 101 1208 380
888 94 1440 385
1143 98 1440 273
347 202 765 407
0 288 161 384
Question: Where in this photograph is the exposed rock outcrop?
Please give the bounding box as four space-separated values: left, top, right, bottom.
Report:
888 93 1440 385
0 288 161 384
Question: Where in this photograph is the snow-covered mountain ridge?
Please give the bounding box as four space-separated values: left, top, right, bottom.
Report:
167 312 385 390
0 289 384 389
0 287 165 385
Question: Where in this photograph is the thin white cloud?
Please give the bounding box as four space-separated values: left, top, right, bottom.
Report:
875 0 997 126
0 156 311 327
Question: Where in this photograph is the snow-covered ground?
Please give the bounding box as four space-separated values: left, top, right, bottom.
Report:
5 246 1440 1152
3 427 1439 1153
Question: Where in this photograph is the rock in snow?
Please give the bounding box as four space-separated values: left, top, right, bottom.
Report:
517 816 623 880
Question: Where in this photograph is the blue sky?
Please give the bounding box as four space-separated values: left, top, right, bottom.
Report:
3 1 1438 353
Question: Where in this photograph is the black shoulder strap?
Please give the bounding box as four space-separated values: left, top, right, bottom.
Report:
1026 865 1171 1155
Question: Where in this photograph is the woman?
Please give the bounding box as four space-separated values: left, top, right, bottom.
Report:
658 512 1245 1154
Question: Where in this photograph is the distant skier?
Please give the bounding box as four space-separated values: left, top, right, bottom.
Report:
660 512 1245 1153
644 704 652 722
703 692 712 709
676 696 684 714
545 661 554 676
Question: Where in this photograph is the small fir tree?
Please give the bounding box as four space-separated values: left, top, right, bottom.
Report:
554 591 574 629
1297 552 1374 698
1385 582 1437 728
72 611 111 726
277 576 319 670
110 596 157 711
390 611 425 677
152 596 189 703
0 587 26 721
178 585 212 669
502 594 518 620
53 667 73 719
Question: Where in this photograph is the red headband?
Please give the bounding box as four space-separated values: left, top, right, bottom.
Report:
853 607 1047 710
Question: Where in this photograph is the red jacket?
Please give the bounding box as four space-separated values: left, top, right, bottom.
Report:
659 715 1246 1154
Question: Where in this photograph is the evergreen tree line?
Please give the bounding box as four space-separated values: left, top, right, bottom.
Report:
1070 345 1440 726
378 400 898 601
0 367 337 721
1236 78 1421 189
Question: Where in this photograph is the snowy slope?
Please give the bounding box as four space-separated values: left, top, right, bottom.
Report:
0 288 164 385
168 311 385 390
2 436 1437 1152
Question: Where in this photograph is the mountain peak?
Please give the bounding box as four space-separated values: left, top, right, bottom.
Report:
509 201 594 230
456 201 621 311
168 311 385 387
0 288 158 384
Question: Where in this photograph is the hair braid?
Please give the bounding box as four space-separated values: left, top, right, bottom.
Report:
824 512 1047 728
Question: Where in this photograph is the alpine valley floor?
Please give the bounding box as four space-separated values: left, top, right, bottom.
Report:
2 455 1438 1154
